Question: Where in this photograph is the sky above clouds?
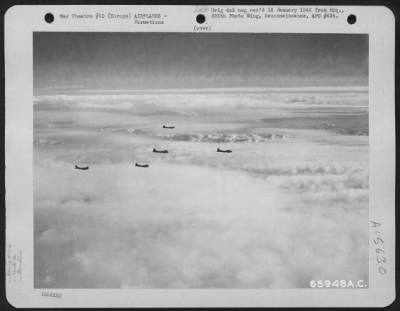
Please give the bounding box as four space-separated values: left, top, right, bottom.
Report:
34 32 368 90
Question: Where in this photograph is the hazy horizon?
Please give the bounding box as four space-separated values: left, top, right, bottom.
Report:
34 33 368 92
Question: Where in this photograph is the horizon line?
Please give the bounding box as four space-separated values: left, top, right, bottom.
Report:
34 85 369 96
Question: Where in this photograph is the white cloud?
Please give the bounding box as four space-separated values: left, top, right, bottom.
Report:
34 91 369 288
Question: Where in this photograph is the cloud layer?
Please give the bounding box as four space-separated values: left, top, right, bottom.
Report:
34 90 369 288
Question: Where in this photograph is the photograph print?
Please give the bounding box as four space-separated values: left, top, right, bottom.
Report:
33 32 369 288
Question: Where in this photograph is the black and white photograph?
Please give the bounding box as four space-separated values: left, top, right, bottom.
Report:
33 32 370 289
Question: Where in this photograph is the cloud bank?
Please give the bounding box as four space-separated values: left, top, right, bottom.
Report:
34 90 369 288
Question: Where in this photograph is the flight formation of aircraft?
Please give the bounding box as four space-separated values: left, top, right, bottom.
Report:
74 124 232 170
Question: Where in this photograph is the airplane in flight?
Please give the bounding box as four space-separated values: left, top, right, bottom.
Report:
217 148 232 153
162 125 175 129
135 163 149 168
153 148 168 154
75 165 89 170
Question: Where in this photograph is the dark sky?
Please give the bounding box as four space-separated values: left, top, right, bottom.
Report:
34 32 368 90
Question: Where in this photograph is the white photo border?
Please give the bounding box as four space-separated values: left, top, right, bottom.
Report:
4 5 395 308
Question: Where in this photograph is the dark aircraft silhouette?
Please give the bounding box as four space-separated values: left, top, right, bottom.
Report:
135 163 149 168
75 165 89 170
153 148 168 154
217 148 232 153
162 125 175 129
